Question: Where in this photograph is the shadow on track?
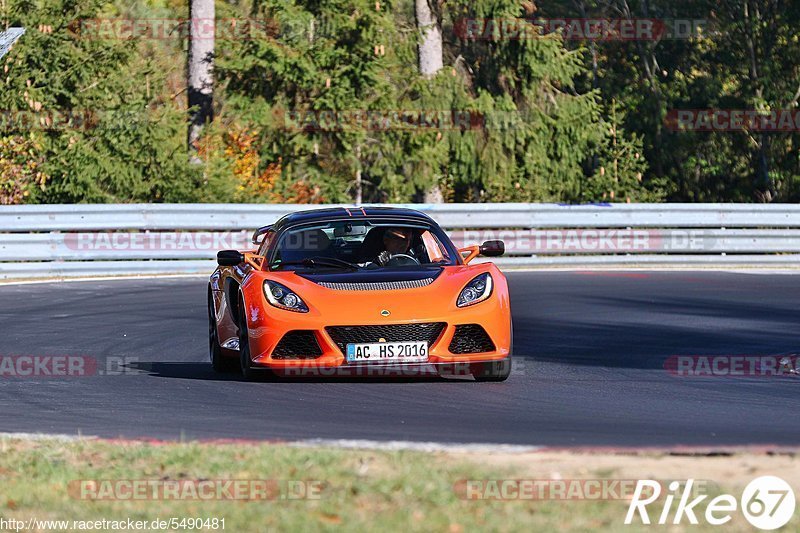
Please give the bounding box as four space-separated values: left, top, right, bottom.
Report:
508 273 800 371
125 361 460 384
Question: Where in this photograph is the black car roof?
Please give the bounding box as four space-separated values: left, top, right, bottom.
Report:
272 206 437 231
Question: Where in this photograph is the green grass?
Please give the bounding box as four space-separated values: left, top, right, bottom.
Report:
0 438 795 532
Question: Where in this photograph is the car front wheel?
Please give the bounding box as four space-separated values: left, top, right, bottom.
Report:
209 291 235 373
237 306 259 381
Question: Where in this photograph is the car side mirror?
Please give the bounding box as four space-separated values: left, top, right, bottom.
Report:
217 250 244 266
479 240 505 257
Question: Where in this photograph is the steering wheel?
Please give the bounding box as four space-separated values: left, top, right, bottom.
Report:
386 254 420 267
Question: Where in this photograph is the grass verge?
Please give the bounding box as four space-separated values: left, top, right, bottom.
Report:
0 437 797 532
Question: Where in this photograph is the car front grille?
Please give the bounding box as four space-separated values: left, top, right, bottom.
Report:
317 279 434 291
272 330 323 359
448 324 496 354
325 323 447 353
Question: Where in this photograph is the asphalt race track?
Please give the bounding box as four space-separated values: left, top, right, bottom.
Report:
1 271 798 447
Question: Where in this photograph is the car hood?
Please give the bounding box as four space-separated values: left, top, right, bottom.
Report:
246 263 505 321
296 267 443 286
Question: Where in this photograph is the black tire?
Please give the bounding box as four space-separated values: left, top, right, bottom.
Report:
209 290 235 373
237 303 259 381
236 294 277 381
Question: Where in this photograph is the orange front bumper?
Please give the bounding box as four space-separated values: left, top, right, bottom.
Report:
239 265 512 369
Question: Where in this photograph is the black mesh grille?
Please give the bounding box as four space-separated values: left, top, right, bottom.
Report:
448 324 496 354
317 279 434 291
326 323 446 353
272 331 323 359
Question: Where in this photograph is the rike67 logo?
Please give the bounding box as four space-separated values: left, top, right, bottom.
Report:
625 476 796 530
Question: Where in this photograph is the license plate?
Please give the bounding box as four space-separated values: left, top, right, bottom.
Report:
346 341 428 363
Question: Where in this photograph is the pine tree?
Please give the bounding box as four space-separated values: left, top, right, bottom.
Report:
217 0 415 202
1 0 201 203
583 101 665 202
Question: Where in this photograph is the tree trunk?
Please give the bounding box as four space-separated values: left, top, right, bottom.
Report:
742 1 772 200
187 0 214 162
415 0 444 201
415 0 443 77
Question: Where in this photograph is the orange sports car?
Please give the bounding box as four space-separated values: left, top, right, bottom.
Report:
208 207 512 381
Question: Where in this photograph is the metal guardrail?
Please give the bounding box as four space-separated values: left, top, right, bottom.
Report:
1 203 800 279
3 203 800 230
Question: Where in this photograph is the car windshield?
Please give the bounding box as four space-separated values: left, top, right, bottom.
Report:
269 220 456 270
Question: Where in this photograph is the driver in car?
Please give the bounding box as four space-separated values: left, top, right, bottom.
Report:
375 227 415 266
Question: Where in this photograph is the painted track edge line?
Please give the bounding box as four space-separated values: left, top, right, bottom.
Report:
0 433 797 455
287 439 544 453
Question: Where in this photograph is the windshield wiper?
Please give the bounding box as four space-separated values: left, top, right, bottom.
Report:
273 256 358 271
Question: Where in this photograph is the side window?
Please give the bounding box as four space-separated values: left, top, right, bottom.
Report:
421 230 448 263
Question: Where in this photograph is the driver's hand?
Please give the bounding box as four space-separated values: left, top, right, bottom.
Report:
376 250 391 266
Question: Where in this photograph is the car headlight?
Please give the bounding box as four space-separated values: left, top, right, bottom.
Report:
263 280 309 313
457 273 493 307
